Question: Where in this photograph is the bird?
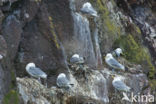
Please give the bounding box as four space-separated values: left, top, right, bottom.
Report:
112 76 131 102
56 73 73 90
114 48 123 57
80 2 98 17
70 54 84 64
105 53 125 71
112 76 131 92
0 54 3 60
25 63 47 85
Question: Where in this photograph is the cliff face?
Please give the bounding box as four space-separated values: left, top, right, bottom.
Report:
0 0 155 104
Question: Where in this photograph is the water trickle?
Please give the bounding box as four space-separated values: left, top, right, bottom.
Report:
69 0 103 68
72 12 96 66
93 24 103 68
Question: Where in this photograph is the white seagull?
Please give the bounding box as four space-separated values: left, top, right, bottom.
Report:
112 76 131 92
112 76 131 102
70 54 84 64
80 2 98 17
114 48 123 57
25 63 47 84
57 73 73 90
105 53 125 71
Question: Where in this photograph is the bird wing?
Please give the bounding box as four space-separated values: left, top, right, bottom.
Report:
113 80 128 91
107 58 124 70
29 67 47 78
81 7 97 16
57 76 69 87
70 57 79 63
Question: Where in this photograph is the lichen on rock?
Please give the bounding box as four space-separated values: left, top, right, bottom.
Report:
2 90 19 104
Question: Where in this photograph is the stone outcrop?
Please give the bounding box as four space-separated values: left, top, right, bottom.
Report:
16 67 150 104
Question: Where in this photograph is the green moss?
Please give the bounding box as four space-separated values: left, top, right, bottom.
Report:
105 19 117 33
114 34 145 63
135 26 141 34
113 34 156 88
149 80 156 90
91 0 156 89
10 71 16 89
2 90 19 104
11 71 16 81
91 0 121 36
48 16 60 49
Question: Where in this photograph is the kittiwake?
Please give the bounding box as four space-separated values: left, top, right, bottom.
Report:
80 2 98 17
112 76 131 92
105 53 125 71
57 73 73 89
26 63 47 79
70 54 84 64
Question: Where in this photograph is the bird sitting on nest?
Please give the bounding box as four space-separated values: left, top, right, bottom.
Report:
70 54 85 64
112 76 131 102
56 73 74 90
25 62 47 87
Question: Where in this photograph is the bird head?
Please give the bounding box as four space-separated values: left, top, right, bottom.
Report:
59 73 66 78
72 54 80 59
115 48 123 56
26 62 36 71
83 2 92 9
105 53 113 59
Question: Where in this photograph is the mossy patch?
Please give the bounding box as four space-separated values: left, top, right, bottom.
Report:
149 80 156 90
135 26 141 34
91 0 121 36
2 90 19 104
113 34 146 63
48 16 60 49
10 71 16 89
113 34 156 88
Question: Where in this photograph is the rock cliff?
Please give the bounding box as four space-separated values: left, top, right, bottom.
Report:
0 0 155 104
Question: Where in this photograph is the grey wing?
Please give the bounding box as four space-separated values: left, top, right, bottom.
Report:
29 67 46 77
113 81 127 91
108 58 123 69
87 9 96 15
89 8 97 14
81 8 93 14
57 77 69 87
70 57 79 63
